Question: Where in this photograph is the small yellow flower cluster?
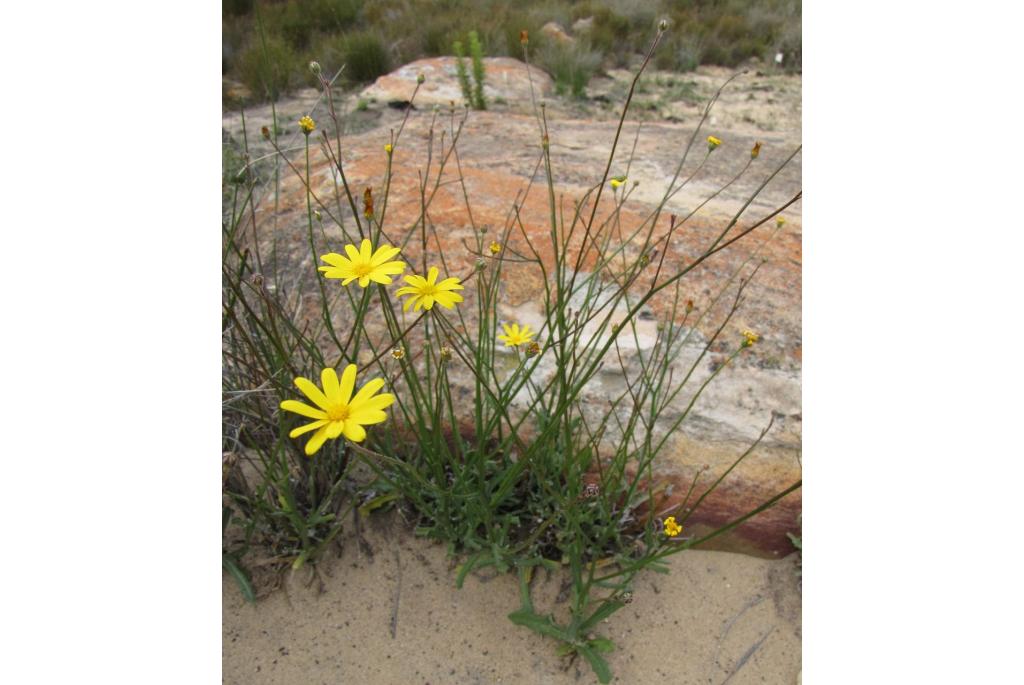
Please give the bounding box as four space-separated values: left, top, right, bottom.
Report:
319 239 464 313
391 346 405 360
776 216 786 228
280 365 395 455
751 141 762 159
707 135 722 151
489 242 501 255
610 175 626 189
498 323 535 348
663 516 682 537
396 267 465 312
298 115 315 135
319 239 406 288
384 143 393 155
742 329 759 347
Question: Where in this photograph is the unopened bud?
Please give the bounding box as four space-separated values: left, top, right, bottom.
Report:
417 73 425 84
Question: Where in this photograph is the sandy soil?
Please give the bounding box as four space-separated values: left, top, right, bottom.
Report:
223 515 800 684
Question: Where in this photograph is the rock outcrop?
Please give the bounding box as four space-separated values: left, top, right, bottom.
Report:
359 56 554 108
223 64 802 556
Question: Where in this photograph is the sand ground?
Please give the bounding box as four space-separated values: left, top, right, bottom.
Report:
223 515 800 684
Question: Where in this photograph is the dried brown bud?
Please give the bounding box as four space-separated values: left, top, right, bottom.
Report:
363 187 374 219
520 30 529 45
261 126 270 139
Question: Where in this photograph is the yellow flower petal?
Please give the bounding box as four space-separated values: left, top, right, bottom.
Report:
326 420 345 439
355 392 395 412
360 238 372 260
304 425 331 456
280 399 328 420
375 261 407 275
342 422 367 442
321 367 340 402
350 378 386 407
426 266 439 284
289 419 329 438
292 378 330 410
339 364 357 404
370 245 402 266
320 253 348 268
346 408 388 425
436 277 463 290
344 243 361 261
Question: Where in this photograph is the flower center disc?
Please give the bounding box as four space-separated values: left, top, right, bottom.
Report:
327 404 350 421
353 263 373 278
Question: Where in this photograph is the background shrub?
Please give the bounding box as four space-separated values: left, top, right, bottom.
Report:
331 30 392 84
235 34 301 101
537 42 603 98
223 0 801 103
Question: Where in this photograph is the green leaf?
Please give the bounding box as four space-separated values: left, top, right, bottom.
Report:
578 645 613 683
359 493 399 518
588 637 616 654
223 554 256 603
581 600 624 631
455 553 482 588
507 609 571 641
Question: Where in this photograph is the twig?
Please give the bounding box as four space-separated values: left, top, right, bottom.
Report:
389 543 402 639
721 626 775 685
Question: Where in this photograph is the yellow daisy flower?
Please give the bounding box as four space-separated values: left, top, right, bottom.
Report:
395 266 464 312
280 365 395 455
318 239 406 288
489 241 501 255
384 143 393 154
742 329 759 347
663 516 682 537
707 135 722 150
298 115 315 135
497 323 535 348
610 175 626 189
